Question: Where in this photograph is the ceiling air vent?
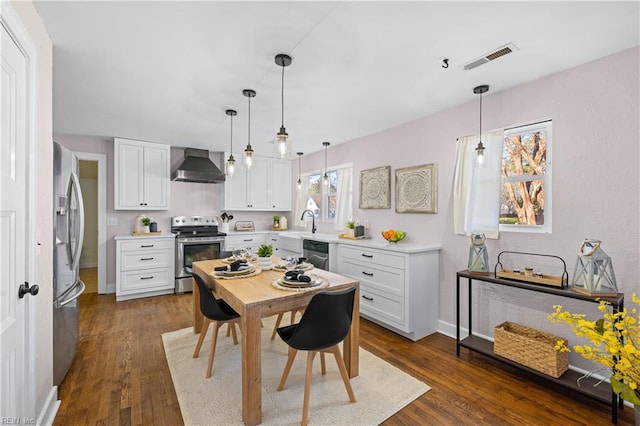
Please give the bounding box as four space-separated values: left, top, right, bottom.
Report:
464 43 518 71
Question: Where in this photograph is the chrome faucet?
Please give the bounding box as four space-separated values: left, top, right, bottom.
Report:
300 210 317 234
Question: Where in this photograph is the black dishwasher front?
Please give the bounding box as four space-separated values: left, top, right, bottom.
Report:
302 239 329 270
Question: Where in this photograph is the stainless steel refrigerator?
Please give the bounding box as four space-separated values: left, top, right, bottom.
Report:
53 141 86 385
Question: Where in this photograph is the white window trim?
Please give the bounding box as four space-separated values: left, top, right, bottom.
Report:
499 120 552 234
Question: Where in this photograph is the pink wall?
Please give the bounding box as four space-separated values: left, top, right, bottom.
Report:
298 47 639 344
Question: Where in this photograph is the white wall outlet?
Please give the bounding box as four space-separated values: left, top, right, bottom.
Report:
364 220 370 229
107 216 118 226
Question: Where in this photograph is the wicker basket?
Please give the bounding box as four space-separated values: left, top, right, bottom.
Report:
493 322 569 378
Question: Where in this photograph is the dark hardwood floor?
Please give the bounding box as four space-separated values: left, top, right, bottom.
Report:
54 292 634 425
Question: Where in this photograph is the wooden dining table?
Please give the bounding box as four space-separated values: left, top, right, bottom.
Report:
192 259 360 426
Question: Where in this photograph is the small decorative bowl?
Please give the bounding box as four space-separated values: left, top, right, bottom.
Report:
382 229 406 243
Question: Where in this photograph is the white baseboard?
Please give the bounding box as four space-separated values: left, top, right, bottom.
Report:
105 282 116 294
36 386 59 426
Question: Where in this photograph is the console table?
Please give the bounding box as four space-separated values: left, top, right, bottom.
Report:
456 270 625 424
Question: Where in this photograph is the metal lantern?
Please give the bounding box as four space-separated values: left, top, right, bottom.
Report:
468 233 489 274
571 239 617 296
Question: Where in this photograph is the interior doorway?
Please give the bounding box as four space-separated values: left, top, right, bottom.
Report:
75 152 107 294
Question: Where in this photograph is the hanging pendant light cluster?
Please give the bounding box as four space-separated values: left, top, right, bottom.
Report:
473 84 489 164
296 152 304 190
225 109 237 177
322 141 330 186
242 89 256 169
274 54 292 159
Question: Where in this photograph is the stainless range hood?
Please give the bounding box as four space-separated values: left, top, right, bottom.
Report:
171 148 225 183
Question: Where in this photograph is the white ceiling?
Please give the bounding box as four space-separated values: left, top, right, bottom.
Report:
34 1 639 156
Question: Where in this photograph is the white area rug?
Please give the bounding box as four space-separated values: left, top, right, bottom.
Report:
162 316 430 425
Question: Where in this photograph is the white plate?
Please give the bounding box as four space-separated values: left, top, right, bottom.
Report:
219 265 255 276
279 273 322 287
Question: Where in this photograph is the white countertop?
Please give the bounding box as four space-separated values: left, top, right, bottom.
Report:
113 230 441 254
273 230 441 254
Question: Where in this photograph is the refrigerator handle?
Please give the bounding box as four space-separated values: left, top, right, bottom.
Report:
66 171 85 272
55 279 85 308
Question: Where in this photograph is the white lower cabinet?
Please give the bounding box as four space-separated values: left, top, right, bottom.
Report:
115 235 175 301
337 244 440 341
223 233 267 254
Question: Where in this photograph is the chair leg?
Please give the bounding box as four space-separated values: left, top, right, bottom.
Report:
329 345 356 402
205 321 222 378
320 352 326 374
226 322 232 337
302 351 317 426
277 346 298 391
271 313 285 340
230 320 238 345
193 318 210 358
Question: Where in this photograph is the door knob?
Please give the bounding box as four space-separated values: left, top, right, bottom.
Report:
18 282 39 298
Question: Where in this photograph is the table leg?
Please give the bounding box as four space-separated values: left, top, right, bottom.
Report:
241 307 262 426
343 285 360 378
192 277 203 334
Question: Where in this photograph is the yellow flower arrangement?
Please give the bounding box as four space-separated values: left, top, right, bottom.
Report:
548 293 640 405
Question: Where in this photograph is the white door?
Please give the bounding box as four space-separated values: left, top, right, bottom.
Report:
270 160 292 210
115 141 144 209
247 160 270 209
0 22 30 418
143 144 169 209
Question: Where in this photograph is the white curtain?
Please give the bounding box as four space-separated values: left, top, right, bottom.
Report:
294 176 309 227
453 130 504 239
334 167 353 231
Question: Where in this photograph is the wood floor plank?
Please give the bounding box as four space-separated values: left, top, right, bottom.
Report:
53 293 635 425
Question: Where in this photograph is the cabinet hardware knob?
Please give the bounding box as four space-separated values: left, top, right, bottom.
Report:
140 257 154 261
361 254 373 258
362 295 374 301
140 276 154 280
141 244 154 248
362 271 374 276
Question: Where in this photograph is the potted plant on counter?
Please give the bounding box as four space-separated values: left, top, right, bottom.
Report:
141 217 152 233
272 215 281 229
256 243 274 270
346 220 356 238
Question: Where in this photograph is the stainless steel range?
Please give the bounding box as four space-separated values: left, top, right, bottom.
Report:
172 215 226 293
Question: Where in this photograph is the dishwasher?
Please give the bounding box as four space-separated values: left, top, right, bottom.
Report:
303 239 329 270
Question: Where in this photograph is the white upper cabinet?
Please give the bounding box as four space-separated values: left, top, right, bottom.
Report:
223 153 291 211
270 159 292 210
114 138 170 210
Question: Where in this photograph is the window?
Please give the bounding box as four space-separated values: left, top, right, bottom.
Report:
453 120 552 238
297 164 352 231
306 170 339 221
499 121 552 233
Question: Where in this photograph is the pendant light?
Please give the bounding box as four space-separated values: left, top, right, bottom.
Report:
274 54 292 159
296 152 304 190
225 109 237 177
322 141 330 186
473 84 489 164
242 89 256 169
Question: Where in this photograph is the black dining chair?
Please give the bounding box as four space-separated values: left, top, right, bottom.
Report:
276 287 357 425
192 272 240 378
